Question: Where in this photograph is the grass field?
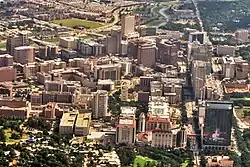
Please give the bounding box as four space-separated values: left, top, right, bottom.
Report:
53 18 104 29
134 155 156 167
0 42 6 49
4 128 29 144
181 160 189 167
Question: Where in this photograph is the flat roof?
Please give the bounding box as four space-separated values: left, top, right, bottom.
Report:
14 46 34 50
75 113 91 128
60 112 78 127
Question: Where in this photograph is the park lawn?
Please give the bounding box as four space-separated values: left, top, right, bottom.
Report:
53 18 105 29
134 155 156 167
4 128 29 144
181 160 189 167
0 42 6 49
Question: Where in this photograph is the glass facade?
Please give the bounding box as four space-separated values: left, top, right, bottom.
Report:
203 101 233 146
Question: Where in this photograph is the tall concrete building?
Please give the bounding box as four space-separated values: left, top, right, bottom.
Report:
105 29 122 54
39 45 58 58
92 90 108 119
199 101 233 150
94 63 121 81
157 38 180 65
137 42 157 68
116 107 136 144
188 31 207 44
187 42 213 62
121 15 135 35
192 60 207 99
6 33 29 56
14 46 34 64
222 56 235 79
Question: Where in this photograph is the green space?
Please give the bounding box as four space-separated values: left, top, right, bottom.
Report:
134 155 156 167
232 97 250 101
53 18 105 29
198 0 250 32
4 128 28 144
0 42 6 49
146 20 163 27
43 37 59 44
181 160 189 167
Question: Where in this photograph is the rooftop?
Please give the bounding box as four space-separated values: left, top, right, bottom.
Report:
59 112 78 127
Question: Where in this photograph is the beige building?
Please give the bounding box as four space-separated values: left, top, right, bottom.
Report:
191 60 207 99
37 72 52 84
121 86 128 101
121 15 135 35
222 56 235 79
116 116 136 144
59 112 78 135
14 46 34 64
24 63 38 78
75 113 91 136
151 130 177 148
92 90 108 119
59 37 77 49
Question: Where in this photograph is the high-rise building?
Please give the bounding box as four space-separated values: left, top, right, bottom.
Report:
222 56 235 79
157 38 180 65
116 107 136 144
94 63 121 81
188 31 207 44
121 15 135 35
14 46 34 64
105 29 122 55
39 45 58 58
92 90 108 119
187 42 213 62
191 60 207 99
199 101 233 150
6 33 29 56
137 42 157 68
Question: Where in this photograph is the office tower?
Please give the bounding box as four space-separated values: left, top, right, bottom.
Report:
121 15 135 35
222 56 235 79
188 31 207 44
235 29 249 44
199 101 233 150
92 90 108 119
116 107 136 144
137 42 157 68
23 63 39 79
6 33 29 56
0 54 13 67
187 42 213 62
14 46 34 64
157 38 180 65
94 63 121 81
191 60 207 99
105 29 122 54
140 76 153 92
39 45 58 58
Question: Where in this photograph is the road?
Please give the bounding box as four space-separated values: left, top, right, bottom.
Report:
191 0 204 32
